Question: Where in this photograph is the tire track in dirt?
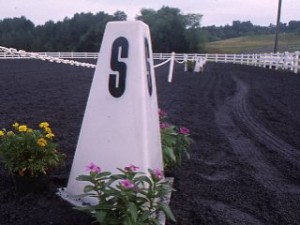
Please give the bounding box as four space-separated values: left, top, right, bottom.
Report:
233 76 300 166
215 74 300 194
196 70 238 182
195 68 237 182
248 90 300 152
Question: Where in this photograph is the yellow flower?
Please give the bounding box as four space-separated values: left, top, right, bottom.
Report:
39 122 50 129
12 122 19 128
0 130 4 137
7 131 14 136
46 133 55 139
18 125 28 132
37 138 47 147
27 128 33 133
44 127 52 134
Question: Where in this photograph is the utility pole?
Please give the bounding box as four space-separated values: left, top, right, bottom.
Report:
274 0 282 53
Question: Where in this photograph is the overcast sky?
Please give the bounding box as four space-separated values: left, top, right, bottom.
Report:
0 0 299 26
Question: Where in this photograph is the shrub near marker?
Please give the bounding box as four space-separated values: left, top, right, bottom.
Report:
0 122 65 195
75 164 176 225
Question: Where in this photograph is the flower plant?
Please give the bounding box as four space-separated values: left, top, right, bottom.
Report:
186 60 195 72
76 163 176 225
159 109 192 170
0 122 65 177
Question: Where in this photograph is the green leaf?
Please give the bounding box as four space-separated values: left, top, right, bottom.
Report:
164 147 176 162
136 175 152 185
83 185 94 193
110 174 125 180
95 203 115 210
139 211 151 222
128 202 138 222
76 175 93 182
150 218 161 225
73 205 95 212
95 210 107 223
124 217 134 225
158 203 176 222
185 151 191 159
95 171 111 179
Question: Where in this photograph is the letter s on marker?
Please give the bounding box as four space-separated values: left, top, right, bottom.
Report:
144 38 153 96
109 37 129 98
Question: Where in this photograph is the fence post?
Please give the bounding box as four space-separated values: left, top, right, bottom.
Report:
168 52 175 82
258 54 262 67
294 51 299 73
184 54 188 72
262 53 266 68
275 52 279 70
269 53 273 69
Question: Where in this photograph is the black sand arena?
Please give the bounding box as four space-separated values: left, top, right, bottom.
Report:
0 59 300 225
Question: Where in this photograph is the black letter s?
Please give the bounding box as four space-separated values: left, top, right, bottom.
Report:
109 37 129 98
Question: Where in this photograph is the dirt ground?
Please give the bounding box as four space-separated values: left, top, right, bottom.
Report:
0 59 299 225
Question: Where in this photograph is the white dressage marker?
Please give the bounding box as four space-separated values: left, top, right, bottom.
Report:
194 56 206 72
66 21 163 204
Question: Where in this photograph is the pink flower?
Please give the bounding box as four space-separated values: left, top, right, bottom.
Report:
152 168 164 180
160 123 170 129
158 109 167 118
120 179 134 189
86 162 101 174
179 127 190 135
124 164 139 172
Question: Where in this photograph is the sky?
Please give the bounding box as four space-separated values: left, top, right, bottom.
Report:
0 0 299 27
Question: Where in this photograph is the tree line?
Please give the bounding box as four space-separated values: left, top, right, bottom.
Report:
203 20 300 41
0 6 299 53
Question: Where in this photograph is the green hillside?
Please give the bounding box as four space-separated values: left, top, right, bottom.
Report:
205 33 300 54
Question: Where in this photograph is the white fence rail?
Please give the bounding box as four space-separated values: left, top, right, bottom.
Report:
0 51 98 59
153 52 300 74
0 51 299 74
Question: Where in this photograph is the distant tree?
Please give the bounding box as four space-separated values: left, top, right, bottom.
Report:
0 16 34 50
184 13 206 52
185 13 202 28
1 9 299 52
137 7 190 52
288 20 300 32
231 20 254 36
113 11 127 21
33 21 57 51
201 20 292 41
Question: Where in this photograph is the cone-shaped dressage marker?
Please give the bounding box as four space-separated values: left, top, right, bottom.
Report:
65 21 163 204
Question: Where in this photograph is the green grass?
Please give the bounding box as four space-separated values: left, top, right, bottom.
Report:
205 33 300 54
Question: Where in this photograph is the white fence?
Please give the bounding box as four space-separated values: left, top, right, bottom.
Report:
153 52 300 74
0 51 98 59
0 51 299 74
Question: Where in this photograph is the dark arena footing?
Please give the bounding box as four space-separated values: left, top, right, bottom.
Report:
0 59 300 225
